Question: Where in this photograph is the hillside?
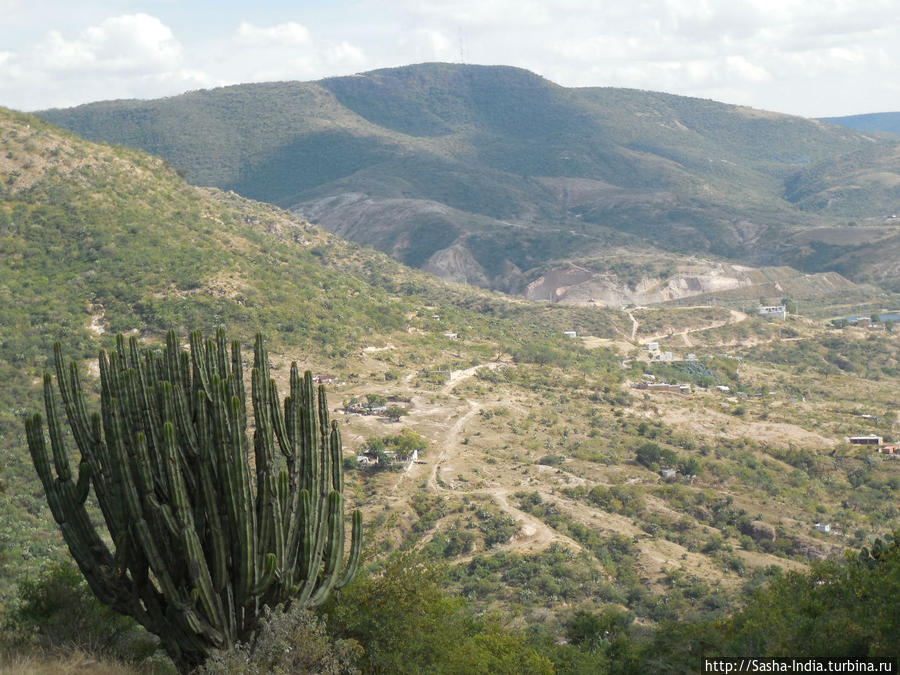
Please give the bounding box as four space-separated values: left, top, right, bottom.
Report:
36 63 900 296
3 108 899 671
822 112 900 136
0 105 627 592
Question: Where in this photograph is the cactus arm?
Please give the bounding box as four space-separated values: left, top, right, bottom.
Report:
336 509 363 590
330 422 343 493
43 373 72 483
309 491 345 607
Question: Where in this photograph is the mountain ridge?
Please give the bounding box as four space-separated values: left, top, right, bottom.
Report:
36 62 900 297
821 111 900 136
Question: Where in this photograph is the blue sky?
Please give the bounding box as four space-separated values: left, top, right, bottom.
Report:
3 0 900 116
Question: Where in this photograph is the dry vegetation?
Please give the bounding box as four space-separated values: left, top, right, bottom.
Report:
307 308 900 632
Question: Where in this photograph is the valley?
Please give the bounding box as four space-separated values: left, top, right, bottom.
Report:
2 89 899 671
282 303 900 632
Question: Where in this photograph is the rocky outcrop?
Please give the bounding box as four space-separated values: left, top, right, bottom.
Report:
422 243 492 287
747 520 777 542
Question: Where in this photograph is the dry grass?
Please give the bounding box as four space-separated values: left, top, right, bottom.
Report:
0 650 138 675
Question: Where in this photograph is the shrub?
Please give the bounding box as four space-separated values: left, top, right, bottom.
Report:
3 561 156 663
197 605 362 674
325 551 553 674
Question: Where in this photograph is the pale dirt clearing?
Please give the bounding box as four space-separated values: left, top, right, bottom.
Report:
645 401 837 449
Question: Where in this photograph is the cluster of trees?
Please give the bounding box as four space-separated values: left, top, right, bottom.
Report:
352 428 428 472
634 440 700 476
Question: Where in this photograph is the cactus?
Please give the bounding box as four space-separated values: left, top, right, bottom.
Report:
25 329 362 671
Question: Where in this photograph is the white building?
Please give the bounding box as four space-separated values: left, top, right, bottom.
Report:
759 305 787 320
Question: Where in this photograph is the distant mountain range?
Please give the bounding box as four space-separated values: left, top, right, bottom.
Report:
36 63 900 296
821 112 900 136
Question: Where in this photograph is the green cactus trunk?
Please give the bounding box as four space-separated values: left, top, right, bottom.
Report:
25 329 362 671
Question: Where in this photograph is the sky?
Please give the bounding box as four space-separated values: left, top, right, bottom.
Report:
2 0 900 117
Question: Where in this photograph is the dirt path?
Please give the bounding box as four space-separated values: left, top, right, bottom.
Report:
640 308 749 345
391 359 577 554
391 362 499 494
626 310 639 340
426 401 478 491
477 489 584 554
440 362 499 395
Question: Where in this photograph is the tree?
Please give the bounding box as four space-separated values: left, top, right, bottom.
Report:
635 441 677 469
325 550 554 674
390 428 427 458
365 393 386 408
635 442 662 468
566 608 633 653
25 330 362 671
678 456 702 477
384 405 408 422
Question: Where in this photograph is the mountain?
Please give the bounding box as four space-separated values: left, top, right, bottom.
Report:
0 105 627 592
3 108 900 671
821 112 900 136
37 63 900 297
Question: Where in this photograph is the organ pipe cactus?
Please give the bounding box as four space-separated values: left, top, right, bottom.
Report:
24 329 362 670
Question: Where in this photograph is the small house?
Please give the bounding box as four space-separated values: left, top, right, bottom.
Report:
563 330 577 338
443 332 458 340
640 383 691 394
814 523 831 533
849 434 883 446
759 305 787 320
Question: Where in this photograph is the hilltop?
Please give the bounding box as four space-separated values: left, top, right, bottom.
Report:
37 63 900 299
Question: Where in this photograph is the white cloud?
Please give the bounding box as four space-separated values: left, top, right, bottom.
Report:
0 13 210 110
387 0 552 28
35 14 182 73
422 29 452 54
195 22 370 84
325 41 367 68
725 55 771 84
3 1 900 116
235 21 311 48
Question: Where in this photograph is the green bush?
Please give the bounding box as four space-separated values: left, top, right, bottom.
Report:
197 605 362 674
3 561 157 663
635 441 677 469
325 551 553 674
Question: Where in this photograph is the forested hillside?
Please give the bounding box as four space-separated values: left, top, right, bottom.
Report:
38 63 900 294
